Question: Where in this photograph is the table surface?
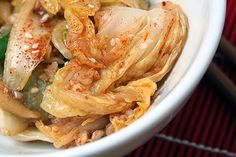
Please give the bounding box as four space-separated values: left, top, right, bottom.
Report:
125 0 236 156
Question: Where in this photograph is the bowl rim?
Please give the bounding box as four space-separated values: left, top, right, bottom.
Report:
1 0 226 156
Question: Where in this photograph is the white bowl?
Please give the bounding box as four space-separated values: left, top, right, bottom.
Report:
0 0 225 156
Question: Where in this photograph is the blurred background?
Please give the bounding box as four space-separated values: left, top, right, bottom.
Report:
125 0 236 156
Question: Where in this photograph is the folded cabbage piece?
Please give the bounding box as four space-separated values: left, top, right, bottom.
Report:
35 116 109 148
109 3 188 130
3 0 52 90
93 3 188 94
41 60 157 118
13 127 53 143
0 107 28 136
40 0 102 60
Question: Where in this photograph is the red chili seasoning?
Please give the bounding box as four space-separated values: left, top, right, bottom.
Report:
162 1 166 6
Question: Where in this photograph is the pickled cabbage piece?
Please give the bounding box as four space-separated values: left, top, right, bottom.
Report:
41 59 157 118
3 0 52 90
63 0 102 60
13 127 53 142
39 0 102 60
36 116 109 148
52 20 73 60
0 107 28 136
119 3 188 84
93 4 187 94
39 0 61 15
0 81 40 119
110 79 156 130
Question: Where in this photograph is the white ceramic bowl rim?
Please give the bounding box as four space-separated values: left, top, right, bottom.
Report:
2 0 226 156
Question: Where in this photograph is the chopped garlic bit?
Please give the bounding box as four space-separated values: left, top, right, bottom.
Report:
64 62 69 66
13 91 23 99
110 38 115 46
125 109 134 117
110 37 120 46
32 43 39 49
140 42 148 49
30 87 39 94
41 14 50 23
88 4 95 8
47 2 52 7
91 130 105 141
22 44 30 50
115 38 120 43
25 32 33 39
105 123 115 135
3 87 8 93
88 57 96 63
32 50 40 54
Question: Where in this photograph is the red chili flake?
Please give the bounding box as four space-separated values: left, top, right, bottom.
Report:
162 1 166 6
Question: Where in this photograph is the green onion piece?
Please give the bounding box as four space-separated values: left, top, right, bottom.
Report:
0 27 11 62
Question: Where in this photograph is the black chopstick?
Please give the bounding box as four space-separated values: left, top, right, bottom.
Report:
206 62 236 107
218 36 236 66
205 37 236 107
